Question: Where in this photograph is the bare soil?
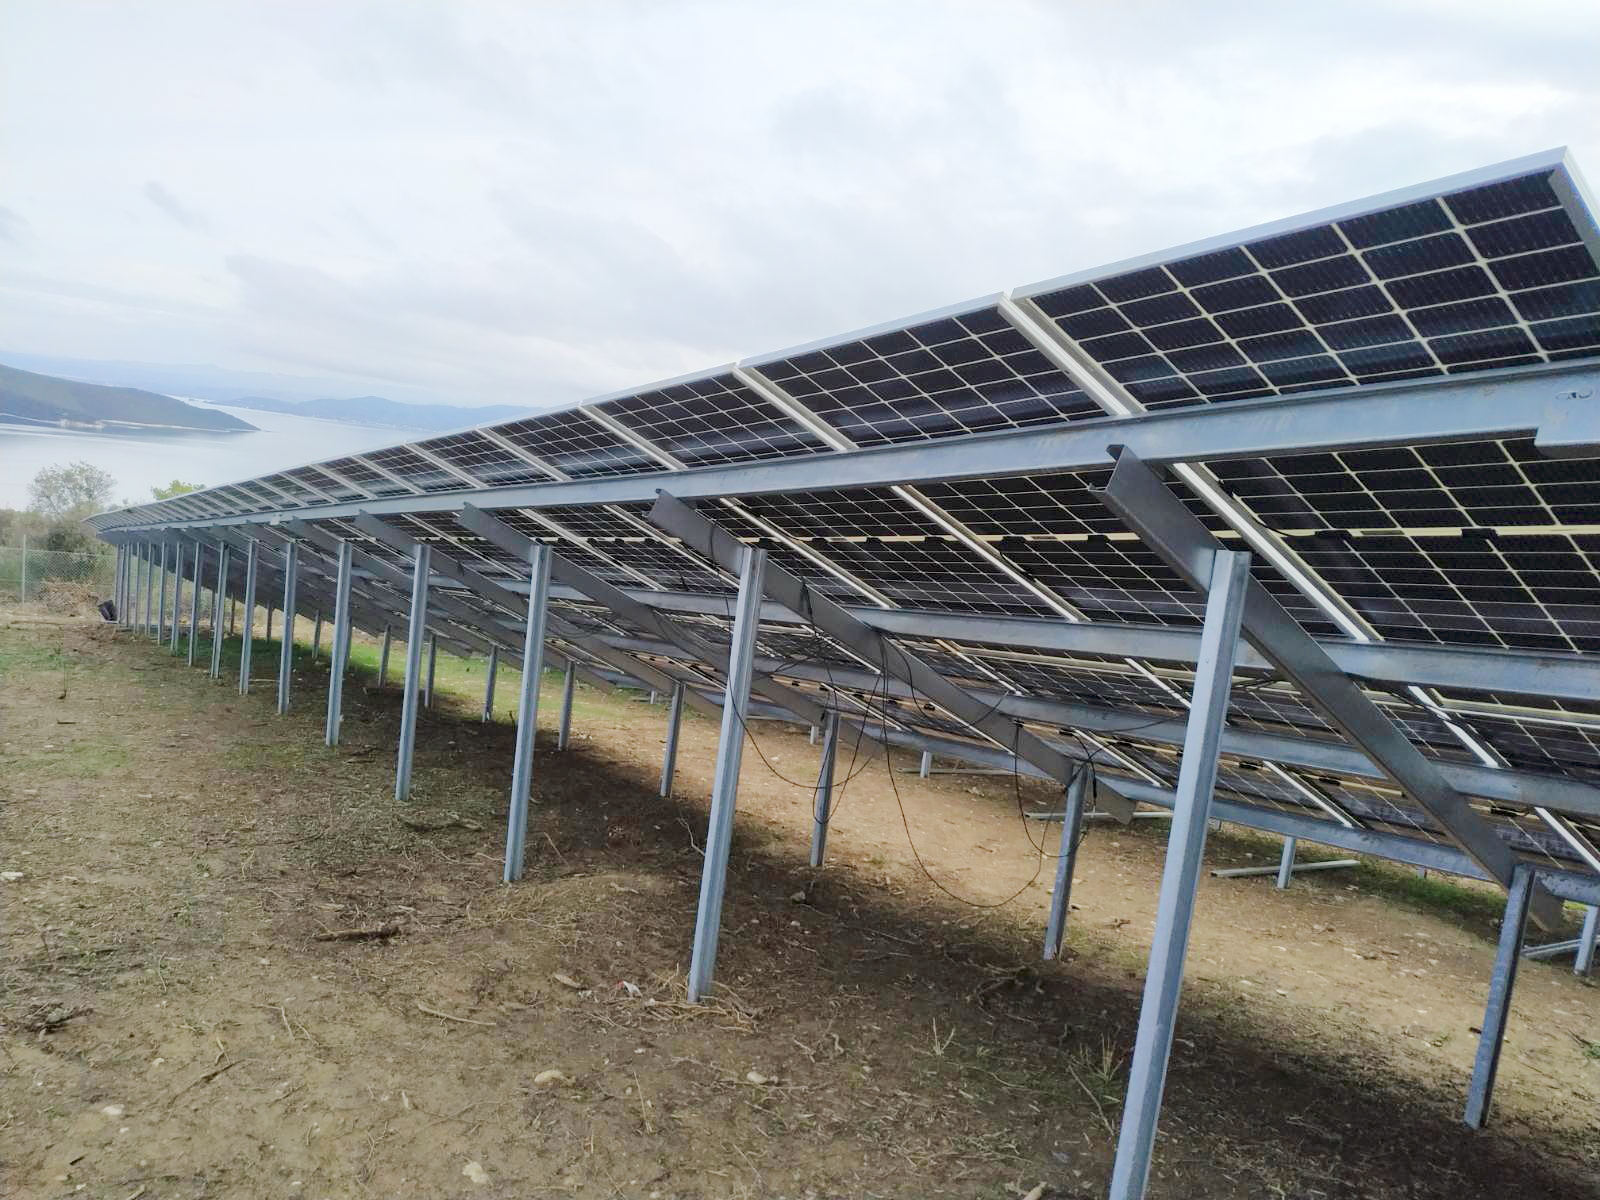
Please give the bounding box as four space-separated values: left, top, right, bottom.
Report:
1 609 1597 1199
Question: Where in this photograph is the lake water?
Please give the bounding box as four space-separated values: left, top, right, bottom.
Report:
0 405 405 510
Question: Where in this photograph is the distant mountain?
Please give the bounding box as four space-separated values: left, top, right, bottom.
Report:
0 362 255 433
217 394 534 433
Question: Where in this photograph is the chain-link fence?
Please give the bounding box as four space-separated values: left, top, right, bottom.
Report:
0 542 116 607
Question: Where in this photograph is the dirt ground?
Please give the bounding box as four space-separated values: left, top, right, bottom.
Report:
2 608 1597 1200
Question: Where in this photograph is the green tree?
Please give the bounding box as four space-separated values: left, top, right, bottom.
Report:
28 461 115 521
152 479 202 499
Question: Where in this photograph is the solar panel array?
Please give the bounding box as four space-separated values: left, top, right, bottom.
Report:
92 149 1600 882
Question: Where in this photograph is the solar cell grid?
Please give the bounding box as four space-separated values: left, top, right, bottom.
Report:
363 446 463 494
530 504 654 540
1019 166 1600 409
287 465 364 502
1277 528 1600 652
325 456 410 498
748 302 1100 448
597 540 732 594
820 537 1056 616
597 373 830 467
494 409 657 478
1208 437 1600 532
999 539 1211 626
414 430 553 488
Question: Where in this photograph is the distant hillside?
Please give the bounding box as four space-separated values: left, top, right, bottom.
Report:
0 362 255 433
219 394 533 433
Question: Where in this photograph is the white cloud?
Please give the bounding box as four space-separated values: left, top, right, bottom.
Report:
1 0 1596 405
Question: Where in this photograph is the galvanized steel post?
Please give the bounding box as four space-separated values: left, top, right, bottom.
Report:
660 681 685 798
1275 836 1298 890
238 540 258 694
809 709 840 867
187 542 204 665
324 540 355 745
1108 549 1251 1200
1465 864 1536 1129
156 542 169 643
169 542 185 654
208 543 230 680
687 547 767 1004
1043 764 1089 961
378 625 392 686
424 635 437 708
557 661 575 749
481 645 498 722
1577 905 1599 977
277 541 298 714
504 544 553 884
394 546 430 801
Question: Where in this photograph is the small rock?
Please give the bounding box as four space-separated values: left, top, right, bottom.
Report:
533 1068 569 1087
745 1071 771 1085
100 1105 124 1117
552 972 583 990
0 872 23 883
789 890 807 903
462 1161 490 1185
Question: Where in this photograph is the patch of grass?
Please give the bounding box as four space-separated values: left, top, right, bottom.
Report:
2 735 132 779
1350 861 1509 930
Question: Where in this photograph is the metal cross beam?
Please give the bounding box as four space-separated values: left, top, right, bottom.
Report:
1099 448 1564 931
346 513 689 704
456 504 825 727
651 492 1137 820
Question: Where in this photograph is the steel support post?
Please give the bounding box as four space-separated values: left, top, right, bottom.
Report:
659 680 686 798
208 544 229 680
169 542 184 654
482 646 498 722
688 547 768 1004
1577 905 1599 977
1276 837 1298 890
379 625 392 687
265 606 273 645
809 725 818 745
143 542 156 635
187 542 203 665
394 546 431 802
809 709 841 867
156 541 169 643
424 635 438 707
324 540 355 745
557 661 576 749
312 611 322 659
277 541 298 715
504 545 553 884
1465 864 1536 1129
919 750 933 779
1043 764 1090 961
1109 549 1251 1200
238 540 258 694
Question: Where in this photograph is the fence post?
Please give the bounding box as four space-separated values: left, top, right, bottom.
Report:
19 534 26 603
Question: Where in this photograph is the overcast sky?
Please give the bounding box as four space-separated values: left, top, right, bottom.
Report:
3 0 1597 408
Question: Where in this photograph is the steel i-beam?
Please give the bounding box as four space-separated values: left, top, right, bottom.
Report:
1043 764 1089 961
325 539 355 745
661 681 686 798
810 709 841 867
209 543 230 680
424 634 437 708
238 540 258 694
394 546 431 801
277 541 298 714
169 542 185 654
187 542 204 665
156 541 169 644
482 645 498 722
1108 549 1251 1200
504 544 553 884
557 661 576 749
379 625 392 687
1465 864 1536 1128
688 546 767 1003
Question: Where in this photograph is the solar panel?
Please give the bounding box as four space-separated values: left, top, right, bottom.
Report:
88 149 1600 901
1014 154 1600 408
